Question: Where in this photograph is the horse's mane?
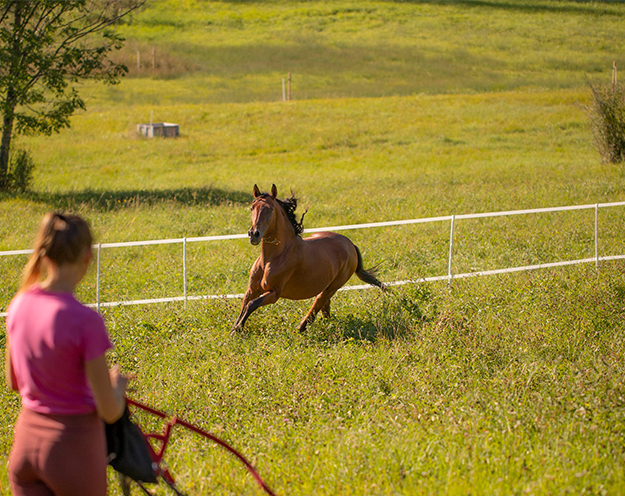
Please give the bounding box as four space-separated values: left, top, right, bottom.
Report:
276 194 306 236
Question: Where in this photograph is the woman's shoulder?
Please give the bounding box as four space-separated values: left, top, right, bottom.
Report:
6 286 38 315
9 286 103 326
65 295 104 324
59 296 109 349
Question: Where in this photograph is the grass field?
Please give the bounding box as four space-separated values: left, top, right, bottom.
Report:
1 1 625 494
109 0 625 103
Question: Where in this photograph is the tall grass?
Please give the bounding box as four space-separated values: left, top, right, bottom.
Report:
4 264 624 495
586 78 625 163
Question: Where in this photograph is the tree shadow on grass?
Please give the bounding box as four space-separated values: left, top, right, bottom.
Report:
309 312 417 345
216 0 623 17
307 285 436 344
335 315 381 343
384 0 624 17
15 186 253 212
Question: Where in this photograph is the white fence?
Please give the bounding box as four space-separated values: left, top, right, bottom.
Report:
1 201 624 317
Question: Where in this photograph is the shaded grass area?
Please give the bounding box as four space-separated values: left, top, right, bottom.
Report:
13 186 252 213
2 263 624 495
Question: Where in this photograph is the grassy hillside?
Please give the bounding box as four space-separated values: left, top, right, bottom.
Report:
102 0 625 103
1 1 625 495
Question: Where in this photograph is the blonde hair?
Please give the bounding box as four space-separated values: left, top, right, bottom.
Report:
21 212 93 291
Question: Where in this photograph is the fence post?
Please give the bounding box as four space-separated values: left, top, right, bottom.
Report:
288 72 291 101
448 215 455 285
183 238 187 309
96 243 101 313
595 203 599 268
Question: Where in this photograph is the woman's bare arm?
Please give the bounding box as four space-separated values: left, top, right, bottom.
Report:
85 354 128 424
4 337 18 391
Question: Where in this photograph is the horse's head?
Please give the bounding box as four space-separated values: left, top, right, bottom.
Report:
248 184 279 245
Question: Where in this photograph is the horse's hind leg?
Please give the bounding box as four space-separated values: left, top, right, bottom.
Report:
299 290 337 332
321 300 331 319
299 261 358 331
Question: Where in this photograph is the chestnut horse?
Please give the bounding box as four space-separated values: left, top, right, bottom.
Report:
233 184 384 332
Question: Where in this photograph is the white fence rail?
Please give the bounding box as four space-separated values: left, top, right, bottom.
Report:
1 201 624 317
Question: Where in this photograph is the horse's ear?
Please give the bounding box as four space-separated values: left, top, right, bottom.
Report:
271 184 277 199
253 184 261 198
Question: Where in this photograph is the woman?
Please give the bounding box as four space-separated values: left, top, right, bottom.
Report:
4 212 129 496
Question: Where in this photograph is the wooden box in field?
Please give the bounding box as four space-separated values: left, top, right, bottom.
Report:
137 122 179 138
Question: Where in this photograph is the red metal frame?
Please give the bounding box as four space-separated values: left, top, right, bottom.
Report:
126 398 277 496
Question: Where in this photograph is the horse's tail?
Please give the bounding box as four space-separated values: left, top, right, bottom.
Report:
354 245 386 291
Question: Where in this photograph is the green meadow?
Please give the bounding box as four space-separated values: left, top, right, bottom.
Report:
1 1 625 494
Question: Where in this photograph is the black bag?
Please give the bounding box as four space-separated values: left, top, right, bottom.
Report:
105 407 158 483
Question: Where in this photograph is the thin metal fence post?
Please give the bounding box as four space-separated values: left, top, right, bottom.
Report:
183 237 187 309
96 243 101 313
448 215 455 285
595 203 599 268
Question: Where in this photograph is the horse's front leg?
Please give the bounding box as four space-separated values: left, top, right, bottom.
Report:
233 287 261 330
232 289 280 332
233 259 265 331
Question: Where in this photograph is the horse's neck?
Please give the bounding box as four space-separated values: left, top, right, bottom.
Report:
261 208 297 258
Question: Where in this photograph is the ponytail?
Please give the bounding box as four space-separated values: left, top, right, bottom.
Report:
20 248 45 291
19 212 93 292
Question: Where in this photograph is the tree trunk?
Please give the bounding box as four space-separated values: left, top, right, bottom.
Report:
0 104 14 190
0 3 21 191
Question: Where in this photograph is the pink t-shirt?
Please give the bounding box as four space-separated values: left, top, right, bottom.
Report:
6 286 112 415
